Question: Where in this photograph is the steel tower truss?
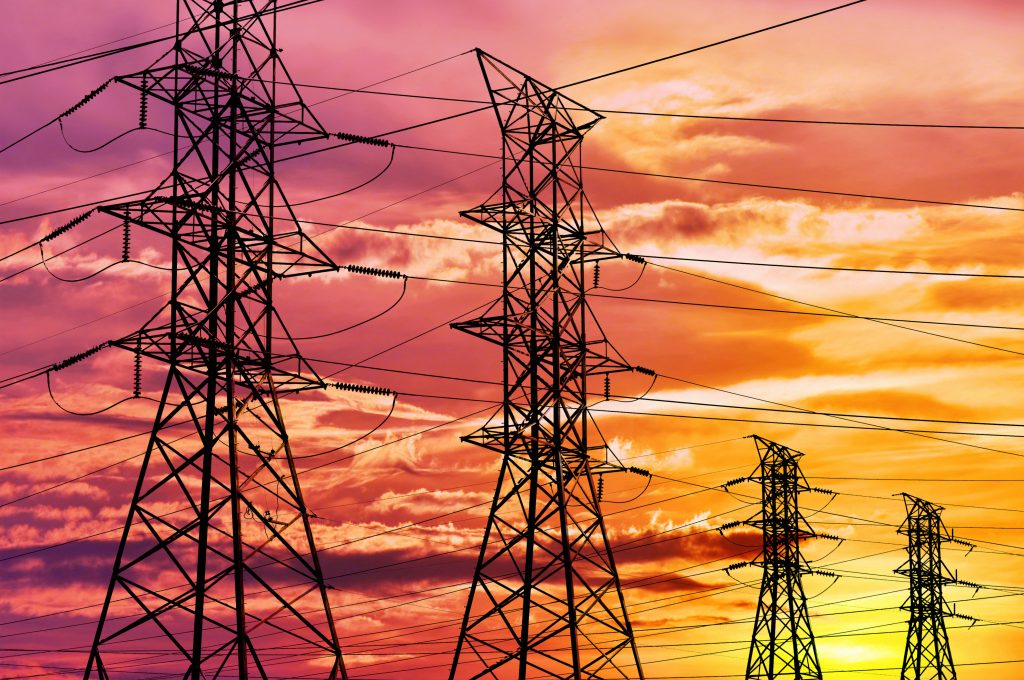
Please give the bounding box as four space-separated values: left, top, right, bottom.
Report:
897 494 974 680
448 50 644 680
741 436 824 680
85 1 345 678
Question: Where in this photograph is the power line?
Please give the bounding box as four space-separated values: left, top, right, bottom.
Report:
289 84 1024 131
406 270 1024 332
652 373 1024 460
0 136 492 289
0 412 499 639
0 497 749 659
593 108 1024 131
591 289 1024 333
0 466 724 645
0 0 323 86
0 189 152 227
393 141 1024 213
586 164 1024 212
0 38 168 87
644 260 1024 357
27 20 181 69
216 213 1024 298
0 163 499 371
0 409 735 515
612 394 1024 431
637 254 1024 279
306 48 472 108
8 2 1024 672
10 286 1024 445
558 0 868 88
620 658 1024 678
311 354 1024 437
0 451 142 510
813 475 1024 483
4 138 1017 299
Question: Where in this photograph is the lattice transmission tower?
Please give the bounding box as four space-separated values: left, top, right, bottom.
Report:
85 1 346 678
896 494 976 680
448 50 645 679
724 436 837 680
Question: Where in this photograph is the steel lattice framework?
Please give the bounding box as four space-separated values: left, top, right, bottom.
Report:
85 1 345 678
897 494 972 680
742 436 823 680
448 50 644 680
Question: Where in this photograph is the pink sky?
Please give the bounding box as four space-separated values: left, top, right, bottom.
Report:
1 1 1024 678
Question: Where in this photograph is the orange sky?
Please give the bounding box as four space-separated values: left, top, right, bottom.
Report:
1 0 1023 678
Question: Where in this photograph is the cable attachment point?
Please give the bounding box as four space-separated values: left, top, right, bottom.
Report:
953 577 982 594
331 381 394 397
947 609 978 627
632 366 656 377
345 264 405 279
52 342 108 372
335 131 392 148
40 209 94 243
139 74 149 129
59 80 112 119
622 253 646 264
121 217 131 262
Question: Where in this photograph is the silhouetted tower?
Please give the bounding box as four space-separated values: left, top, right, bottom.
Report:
85 1 345 678
448 50 644 679
726 436 831 680
897 494 976 680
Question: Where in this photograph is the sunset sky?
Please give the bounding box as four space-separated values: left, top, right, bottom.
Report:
1 0 1024 678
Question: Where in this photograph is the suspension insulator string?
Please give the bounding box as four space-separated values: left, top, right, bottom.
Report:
138 74 149 130
132 338 142 398
121 218 131 262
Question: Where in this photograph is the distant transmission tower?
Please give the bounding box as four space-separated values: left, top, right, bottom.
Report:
448 49 644 679
896 493 976 680
725 435 836 680
85 1 346 678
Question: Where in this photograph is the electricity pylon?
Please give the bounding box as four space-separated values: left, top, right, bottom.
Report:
724 436 835 680
448 49 644 679
85 1 345 678
896 494 976 680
